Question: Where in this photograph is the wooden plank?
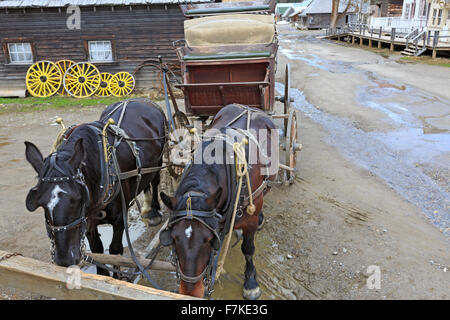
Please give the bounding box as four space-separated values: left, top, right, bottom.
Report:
85 253 175 272
0 250 194 300
132 218 169 284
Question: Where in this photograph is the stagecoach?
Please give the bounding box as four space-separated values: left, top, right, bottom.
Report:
163 0 301 184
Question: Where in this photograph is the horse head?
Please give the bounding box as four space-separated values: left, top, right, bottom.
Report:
24 138 89 267
159 167 224 298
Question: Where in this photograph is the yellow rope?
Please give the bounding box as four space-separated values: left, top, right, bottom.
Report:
215 137 255 280
50 117 66 153
102 118 115 163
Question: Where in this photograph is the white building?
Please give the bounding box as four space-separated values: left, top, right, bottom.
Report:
370 0 429 32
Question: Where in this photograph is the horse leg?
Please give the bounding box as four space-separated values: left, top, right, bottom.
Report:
142 172 163 226
86 227 110 277
241 222 262 300
109 216 125 279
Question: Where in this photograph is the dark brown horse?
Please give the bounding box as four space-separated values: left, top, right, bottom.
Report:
24 99 166 275
160 104 278 299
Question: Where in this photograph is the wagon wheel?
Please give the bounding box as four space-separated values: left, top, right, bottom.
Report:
96 72 113 97
63 62 101 98
26 61 62 98
55 60 75 95
173 111 190 131
285 108 299 184
283 64 291 133
167 111 191 179
110 72 135 97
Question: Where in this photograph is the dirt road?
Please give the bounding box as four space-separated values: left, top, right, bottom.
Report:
0 25 448 300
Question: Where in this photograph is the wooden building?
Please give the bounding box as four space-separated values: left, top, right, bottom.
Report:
0 0 211 97
299 0 359 29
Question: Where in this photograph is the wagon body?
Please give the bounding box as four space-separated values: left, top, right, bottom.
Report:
176 43 277 116
174 12 278 117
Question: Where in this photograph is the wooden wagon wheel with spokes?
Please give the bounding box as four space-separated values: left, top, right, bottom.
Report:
26 61 62 98
96 72 113 97
110 72 135 97
55 60 75 95
63 62 101 98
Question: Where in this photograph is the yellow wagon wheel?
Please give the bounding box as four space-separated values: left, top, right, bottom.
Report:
55 60 75 95
26 61 62 98
110 72 135 97
63 62 101 98
96 72 113 97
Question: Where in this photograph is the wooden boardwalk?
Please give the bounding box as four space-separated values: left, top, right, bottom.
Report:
323 29 450 58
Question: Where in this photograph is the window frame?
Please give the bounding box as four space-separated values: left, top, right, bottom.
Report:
83 38 116 64
2 39 35 65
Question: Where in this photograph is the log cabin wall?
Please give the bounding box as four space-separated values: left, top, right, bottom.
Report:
0 5 186 95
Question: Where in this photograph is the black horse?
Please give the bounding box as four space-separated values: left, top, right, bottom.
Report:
24 99 166 275
159 104 278 299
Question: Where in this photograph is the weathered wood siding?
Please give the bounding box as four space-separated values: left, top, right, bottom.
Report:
0 5 185 94
303 13 357 29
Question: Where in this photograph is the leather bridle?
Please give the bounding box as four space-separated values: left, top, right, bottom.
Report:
39 153 90 261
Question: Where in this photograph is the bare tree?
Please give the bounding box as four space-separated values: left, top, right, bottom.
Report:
330 0 356 28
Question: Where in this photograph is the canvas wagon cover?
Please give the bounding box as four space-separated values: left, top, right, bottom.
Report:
184 14 275 47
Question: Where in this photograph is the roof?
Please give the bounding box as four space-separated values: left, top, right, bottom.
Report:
282 6 304 18
300 0 358 16
0 0 212 8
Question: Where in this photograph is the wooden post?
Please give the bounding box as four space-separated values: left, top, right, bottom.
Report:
390 28 396 51
0 250 193 300
352 35 355 44
369 39 372 47
360 36 363 46
432 30 439 59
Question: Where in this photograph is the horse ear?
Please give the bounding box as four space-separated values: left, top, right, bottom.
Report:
24 141 44 175
160 192 176 211
69 138 86 169
25 188 39 212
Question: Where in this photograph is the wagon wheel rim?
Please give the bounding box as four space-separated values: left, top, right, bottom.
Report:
55 60 75 96
26 61 62 98
110 72 135 97
286 108 298 184
173 111 190 131
96 72 113 97
63 62 101 98
284 64 291 133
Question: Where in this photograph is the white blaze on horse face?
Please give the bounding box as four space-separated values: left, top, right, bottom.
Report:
48 185 67 221
185 225 193 239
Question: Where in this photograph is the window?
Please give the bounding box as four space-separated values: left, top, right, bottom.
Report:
419 0 427 17
8 43 33 64
432 8 437 25
437 9 442 25
404 4 411 19
88 41 113 62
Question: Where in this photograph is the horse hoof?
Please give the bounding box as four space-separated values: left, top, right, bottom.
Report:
257 213 265 231
147 215 162 227
243 286 262 300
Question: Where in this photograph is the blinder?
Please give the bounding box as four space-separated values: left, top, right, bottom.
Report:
159 228 173 246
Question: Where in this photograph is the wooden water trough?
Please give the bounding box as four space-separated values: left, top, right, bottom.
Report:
0 250 195 300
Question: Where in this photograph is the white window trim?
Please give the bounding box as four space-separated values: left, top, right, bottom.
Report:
88 40 113 63
7 42 33 65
